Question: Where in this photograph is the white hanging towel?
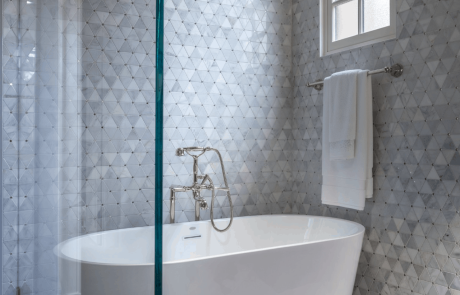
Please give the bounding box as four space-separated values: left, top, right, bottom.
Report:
322 70 373 210
328 70 359 161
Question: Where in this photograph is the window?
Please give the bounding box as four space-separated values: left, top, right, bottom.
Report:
320 0 396 56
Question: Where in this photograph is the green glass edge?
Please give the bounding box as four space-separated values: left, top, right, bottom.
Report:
154 0 164 291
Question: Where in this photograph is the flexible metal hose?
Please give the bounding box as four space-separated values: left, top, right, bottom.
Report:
207 148 233 232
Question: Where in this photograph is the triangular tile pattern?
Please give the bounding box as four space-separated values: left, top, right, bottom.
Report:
8 0 460 294
2 0 66 293
72 0 160 239
3 0 294 293
292 0 460 295
162 0 294 223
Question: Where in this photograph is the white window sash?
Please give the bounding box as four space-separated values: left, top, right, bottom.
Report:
321 0 396 56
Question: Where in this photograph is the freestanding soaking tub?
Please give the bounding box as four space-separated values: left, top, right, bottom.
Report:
57 215 365 295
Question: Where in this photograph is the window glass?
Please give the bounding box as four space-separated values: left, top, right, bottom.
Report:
333 0 359 41
324 0 395 55
362 0 390 33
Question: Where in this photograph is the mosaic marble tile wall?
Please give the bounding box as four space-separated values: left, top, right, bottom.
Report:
162 0 293 222
67 0 294 234
2 0 293 293
1 0 158 293
2 0 67 293
291 0 460 295
71 0 160 235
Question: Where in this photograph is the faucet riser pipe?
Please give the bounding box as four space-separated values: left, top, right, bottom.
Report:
195 201 200 221
193 157 198 185
170 190 175 224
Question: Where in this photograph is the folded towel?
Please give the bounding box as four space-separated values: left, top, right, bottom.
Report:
327 70 360 161
321 70 373 210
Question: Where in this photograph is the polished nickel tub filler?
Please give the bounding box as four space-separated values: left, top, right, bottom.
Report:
56 215 364 295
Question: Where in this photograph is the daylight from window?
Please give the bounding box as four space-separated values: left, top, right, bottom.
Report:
333 0 390 42
333 0 358 41
363 0 390 33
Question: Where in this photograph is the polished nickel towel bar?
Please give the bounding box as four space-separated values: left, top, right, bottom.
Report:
307 64 404 91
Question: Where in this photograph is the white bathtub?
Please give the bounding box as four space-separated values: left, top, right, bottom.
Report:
57 215 364 295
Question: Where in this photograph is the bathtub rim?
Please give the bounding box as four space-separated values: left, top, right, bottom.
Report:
54 214 365 267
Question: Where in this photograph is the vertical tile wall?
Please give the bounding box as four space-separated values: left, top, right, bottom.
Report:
292 0 460 295
1 0 21 291
162 0 293 222
2 0 65 293
6 0 460 294
66 0 294 234
74 0 159 234
2 0 293 294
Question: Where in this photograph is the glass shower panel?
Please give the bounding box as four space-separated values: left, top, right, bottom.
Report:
2 0 163 293
1 0 86 293
79 0 105 237
99 0 158 234
2 0 21 293
1 0 65 293
87 0 163 291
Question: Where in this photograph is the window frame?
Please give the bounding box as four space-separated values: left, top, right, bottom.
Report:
320 0 396 56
